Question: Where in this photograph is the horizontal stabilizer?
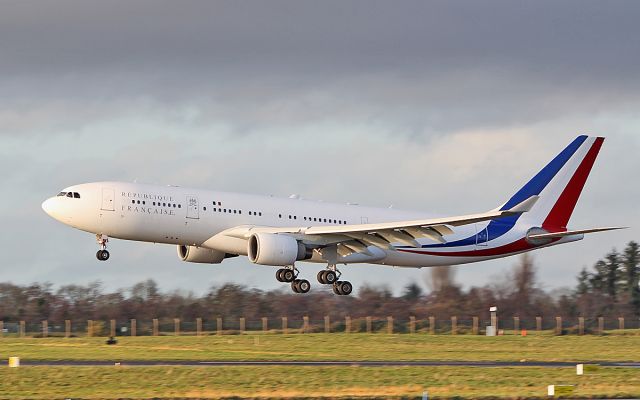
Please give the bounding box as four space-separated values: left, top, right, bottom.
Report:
506 195 539 214
528 226 627 239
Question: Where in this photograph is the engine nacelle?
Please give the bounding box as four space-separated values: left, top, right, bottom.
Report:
177 245 226 264
247 233 312 266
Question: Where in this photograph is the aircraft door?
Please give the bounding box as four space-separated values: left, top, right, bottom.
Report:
475 224 488 247
101 188 115 211
186 195 199 219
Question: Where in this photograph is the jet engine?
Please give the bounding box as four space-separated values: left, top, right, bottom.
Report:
247 233 312 266
177 245 226 264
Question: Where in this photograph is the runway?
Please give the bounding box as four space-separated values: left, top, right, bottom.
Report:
18 360 640 368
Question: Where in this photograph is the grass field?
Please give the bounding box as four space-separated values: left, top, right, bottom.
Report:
0 334 639 362
1 335 639 399
1 365 639 399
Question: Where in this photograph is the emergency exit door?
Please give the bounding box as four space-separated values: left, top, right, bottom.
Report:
186 195 199 219
101 188 115 211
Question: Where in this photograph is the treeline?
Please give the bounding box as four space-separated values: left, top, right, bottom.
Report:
0 241 638 323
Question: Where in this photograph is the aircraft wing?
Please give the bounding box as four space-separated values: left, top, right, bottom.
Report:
220 195 538 256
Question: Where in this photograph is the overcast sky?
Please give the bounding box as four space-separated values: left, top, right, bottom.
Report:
1 0 638 296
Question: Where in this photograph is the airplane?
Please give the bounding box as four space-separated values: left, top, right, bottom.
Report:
42 135 624 295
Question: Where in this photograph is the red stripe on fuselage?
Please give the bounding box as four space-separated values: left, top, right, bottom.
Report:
542 137 604 230
398 238 534 257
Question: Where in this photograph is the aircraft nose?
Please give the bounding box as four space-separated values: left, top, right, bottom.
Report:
42 197 55 218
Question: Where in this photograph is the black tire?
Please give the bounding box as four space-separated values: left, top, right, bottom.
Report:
332 281 344 295
317 270 327 284
283 269 295 283
298 279 310 293
325 270 337 284
97 250 110 261
276 269 284 282
340 281 353 295
291 279 301 293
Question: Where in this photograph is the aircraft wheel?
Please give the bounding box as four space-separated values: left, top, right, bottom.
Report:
291 279 301 293
317 270 327 284
297 279 310 293
325 270 337 284
96 250 110 261
282 269 295 283
339 281 353 295
276 269 284 282
332 281 344 295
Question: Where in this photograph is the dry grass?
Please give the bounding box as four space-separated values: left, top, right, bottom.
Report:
0 334 639 362
0 365 638 399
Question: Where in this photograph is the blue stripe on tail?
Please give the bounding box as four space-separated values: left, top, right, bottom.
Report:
419 135 589 249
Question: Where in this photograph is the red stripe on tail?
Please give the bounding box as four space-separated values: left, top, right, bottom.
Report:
542 137 604 230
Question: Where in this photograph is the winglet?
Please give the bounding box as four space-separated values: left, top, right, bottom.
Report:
506 195 539 214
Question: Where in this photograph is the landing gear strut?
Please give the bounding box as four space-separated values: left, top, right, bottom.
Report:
318 265 352 295
96 234 110 261
276 266 310 294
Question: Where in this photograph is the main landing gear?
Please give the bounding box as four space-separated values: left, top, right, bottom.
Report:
317 265 352 296
276 267 310 294
96 234 110 261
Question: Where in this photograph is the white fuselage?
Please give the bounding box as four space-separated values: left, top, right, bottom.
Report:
42 181 577 268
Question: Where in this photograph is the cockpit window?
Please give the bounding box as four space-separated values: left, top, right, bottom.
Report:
66 192 73 198
57 192 67 197
73 192 80 198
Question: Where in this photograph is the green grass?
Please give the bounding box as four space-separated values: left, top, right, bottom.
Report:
1 335 638 399
1 365 638 399
0 334 639 362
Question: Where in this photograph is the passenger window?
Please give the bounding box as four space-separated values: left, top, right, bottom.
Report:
178 204 181 208
294 216 297 219
132 200 135 204
239 210 242 214
142 201 145 205
259 212 262 216
218 202 221 206
173 204 176 208
324 218 327 222
203 207 207 211
279 214 282 218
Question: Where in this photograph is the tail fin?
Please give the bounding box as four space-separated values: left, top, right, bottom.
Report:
500 135 604 230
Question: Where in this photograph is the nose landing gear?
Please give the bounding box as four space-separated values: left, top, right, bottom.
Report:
96 234 110 261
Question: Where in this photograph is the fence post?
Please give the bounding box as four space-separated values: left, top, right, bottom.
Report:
578 317 584 336
110 319 116 337
303 316 309 333
618 317 624 330
196 318 202 336
598 317 604 335
282 317 288 334
429 316 435 335
366 316 372 333
472 316 479 335
536 316 542 332
239 317 245 334
19 321 25 337
153 318 159 336
387 316 393 334
555 316 562 335
174 318 180 336
513 316 520 334
0 321 3 337
87 320 93 337
324 316 330 333
450 316 456 335
217 317 223 335
42 320 48 338
262 317 268 332
409 316 416 334
345 316 351 333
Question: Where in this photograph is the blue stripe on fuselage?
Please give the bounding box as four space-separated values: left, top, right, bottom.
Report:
418 135 589 249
